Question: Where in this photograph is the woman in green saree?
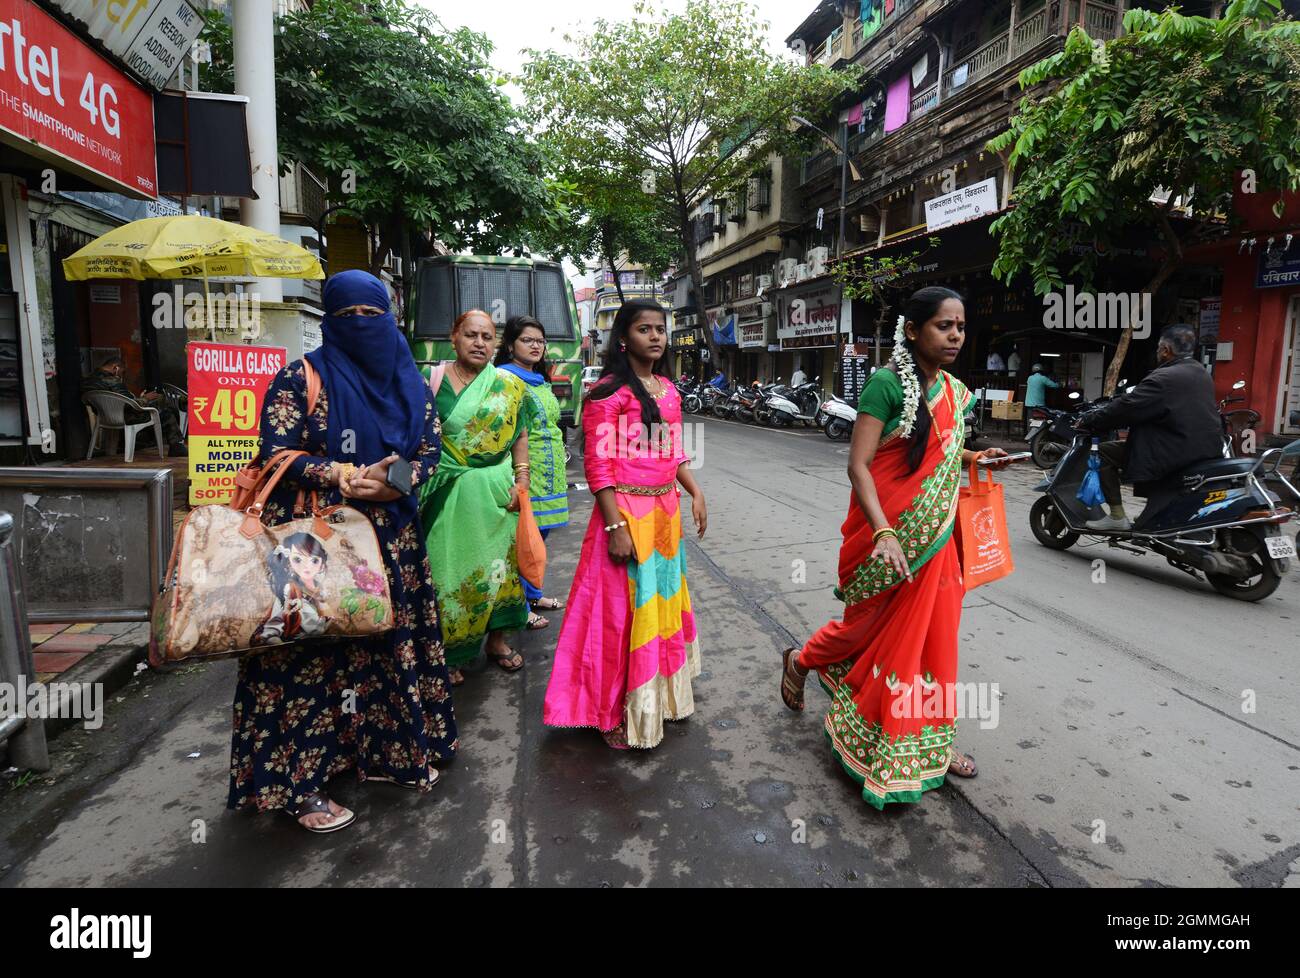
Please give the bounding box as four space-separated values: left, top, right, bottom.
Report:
420 309 533 685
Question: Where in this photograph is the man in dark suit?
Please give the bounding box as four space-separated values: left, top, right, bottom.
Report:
1077 324 1223 531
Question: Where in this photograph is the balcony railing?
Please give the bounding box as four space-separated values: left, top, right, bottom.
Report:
801 150 837 186
1085 3 1120 38
847 125 884 156
1011 5 1052 57
910 82 938 119
941 2 1120 97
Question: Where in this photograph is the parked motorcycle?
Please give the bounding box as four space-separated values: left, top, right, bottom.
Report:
700 383 728 415
1026 391 1098 468
821 394 856 441
1029 420 1299 601
963 406 982 449
789 377 824 427
762 380 817 428
677 378 704 415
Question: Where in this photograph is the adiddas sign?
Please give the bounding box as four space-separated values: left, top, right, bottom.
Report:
49 0 202 90
0 0 157 196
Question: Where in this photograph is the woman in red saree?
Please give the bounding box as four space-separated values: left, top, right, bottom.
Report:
780 287 1010 809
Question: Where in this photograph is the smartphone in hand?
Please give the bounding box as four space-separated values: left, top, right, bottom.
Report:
385 456 414 494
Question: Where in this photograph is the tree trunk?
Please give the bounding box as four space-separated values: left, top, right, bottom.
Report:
672 185 722 374
600 220 626 304
1103 209 1184 395
1103 259 1179 395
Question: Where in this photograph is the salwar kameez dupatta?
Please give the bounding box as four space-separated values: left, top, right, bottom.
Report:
802 371 972 808
419 365 530 667
543 383 700 748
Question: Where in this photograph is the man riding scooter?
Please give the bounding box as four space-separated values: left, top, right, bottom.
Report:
1075 324 1225 531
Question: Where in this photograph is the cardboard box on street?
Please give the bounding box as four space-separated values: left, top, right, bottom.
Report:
991 400 1025 421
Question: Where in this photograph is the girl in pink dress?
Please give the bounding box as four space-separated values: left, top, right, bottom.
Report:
543 299 707 749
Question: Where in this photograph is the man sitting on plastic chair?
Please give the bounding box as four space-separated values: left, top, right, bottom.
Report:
83 356 186 457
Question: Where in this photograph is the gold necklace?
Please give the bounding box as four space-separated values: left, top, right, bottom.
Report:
641 375 666 400
452 362 479 388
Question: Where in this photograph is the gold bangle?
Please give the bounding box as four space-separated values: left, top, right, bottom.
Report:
872 526 896 542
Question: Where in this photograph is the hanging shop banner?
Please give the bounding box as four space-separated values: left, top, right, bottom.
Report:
1258 247 1300 290
48 0 203 90
779 283 843 349
738 317 771 349
924 177 998 233
186 342 286 505
0 0 157 196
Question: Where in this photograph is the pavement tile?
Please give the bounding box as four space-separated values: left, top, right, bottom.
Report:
28 623 66 636
32 650 91 673
64 623 97 634
36 634 111 653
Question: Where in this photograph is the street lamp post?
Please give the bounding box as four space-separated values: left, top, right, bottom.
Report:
793 115 850 257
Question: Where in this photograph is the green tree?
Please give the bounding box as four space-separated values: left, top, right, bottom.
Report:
988 0 1300 393
834 239 942 366
519 0 855 361
201 0 562 277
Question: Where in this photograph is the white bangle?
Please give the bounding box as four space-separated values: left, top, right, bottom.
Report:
603 520 628 533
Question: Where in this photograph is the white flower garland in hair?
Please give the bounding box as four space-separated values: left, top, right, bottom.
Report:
891 315 922 437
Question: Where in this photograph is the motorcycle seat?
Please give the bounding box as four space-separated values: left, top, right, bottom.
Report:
1174 457 1258 482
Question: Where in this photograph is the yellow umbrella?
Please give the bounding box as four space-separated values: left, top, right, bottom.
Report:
61 215 325 281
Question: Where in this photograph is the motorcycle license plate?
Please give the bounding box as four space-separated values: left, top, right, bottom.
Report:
1265 535 1296 559
1029 419 1045 430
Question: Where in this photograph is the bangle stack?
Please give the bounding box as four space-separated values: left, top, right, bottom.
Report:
603 520 628 533
872 526 897 543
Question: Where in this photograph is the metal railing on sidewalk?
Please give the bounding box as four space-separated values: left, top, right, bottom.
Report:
0 510 49 771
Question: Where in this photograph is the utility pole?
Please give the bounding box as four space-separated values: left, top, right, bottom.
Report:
234 0 283 303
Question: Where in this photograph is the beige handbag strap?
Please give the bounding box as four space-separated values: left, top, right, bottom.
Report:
428 361 447 394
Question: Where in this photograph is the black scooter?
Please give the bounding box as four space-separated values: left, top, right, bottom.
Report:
1029 422 1300 601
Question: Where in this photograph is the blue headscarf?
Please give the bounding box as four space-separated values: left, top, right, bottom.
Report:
305 270 427 527
498 361 545 387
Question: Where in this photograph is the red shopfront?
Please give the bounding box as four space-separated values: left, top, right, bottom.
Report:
1188 183 1300 442
0 0 156 451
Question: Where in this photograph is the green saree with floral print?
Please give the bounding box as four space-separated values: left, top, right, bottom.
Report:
419 365 532 666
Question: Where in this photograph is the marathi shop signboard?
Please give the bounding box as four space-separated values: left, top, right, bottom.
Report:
0 0 157 196
49 0 203 90
924 177 998 232
779 283 843 350
1258 247 1300 290
186 342 285 505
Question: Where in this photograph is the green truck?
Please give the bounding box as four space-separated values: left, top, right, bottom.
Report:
407 254 583 428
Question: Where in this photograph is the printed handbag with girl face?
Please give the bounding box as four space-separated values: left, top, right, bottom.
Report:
149 448 395 666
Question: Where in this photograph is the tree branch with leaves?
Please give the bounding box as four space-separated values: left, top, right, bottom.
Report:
987 0 1300 393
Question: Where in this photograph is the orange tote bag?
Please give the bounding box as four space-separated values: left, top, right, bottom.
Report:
515 491 547 588
955 461 1014 590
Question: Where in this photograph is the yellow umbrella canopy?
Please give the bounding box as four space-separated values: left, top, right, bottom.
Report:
61 215 325 282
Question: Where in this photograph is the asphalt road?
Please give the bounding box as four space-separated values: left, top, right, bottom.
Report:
2 416 1298 887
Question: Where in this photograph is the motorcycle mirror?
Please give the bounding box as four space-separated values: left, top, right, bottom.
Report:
1232 380 1246 390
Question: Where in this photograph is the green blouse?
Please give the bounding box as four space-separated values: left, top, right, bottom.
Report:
857 367 944 438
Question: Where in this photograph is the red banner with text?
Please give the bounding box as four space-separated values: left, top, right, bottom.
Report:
186 342 286 505
0 0 157 196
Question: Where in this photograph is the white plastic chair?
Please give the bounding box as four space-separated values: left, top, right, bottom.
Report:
160 383 188 436
82 390 166 463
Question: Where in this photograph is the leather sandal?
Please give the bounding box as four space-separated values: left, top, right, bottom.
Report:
780 647 807 712
947 749 978 778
